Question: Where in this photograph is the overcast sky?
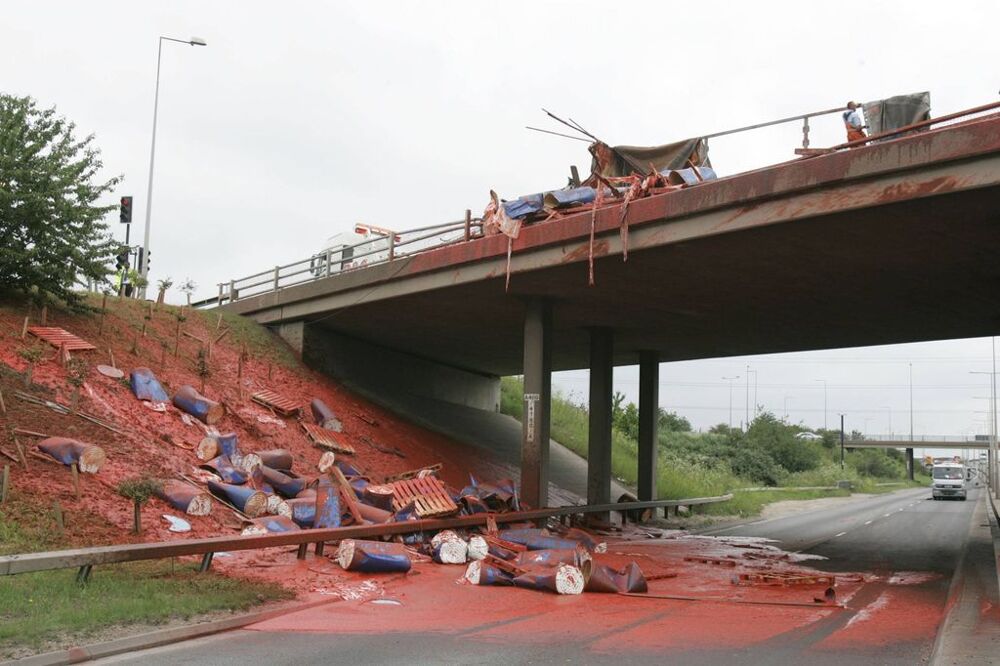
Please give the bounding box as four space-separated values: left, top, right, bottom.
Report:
4 1 999 442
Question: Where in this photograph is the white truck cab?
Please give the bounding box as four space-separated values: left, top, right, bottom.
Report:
310 224 392 277
931 461 968 501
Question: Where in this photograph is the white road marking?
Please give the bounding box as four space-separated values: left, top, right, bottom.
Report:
883 513 892 517
835 531 847 537
864 520 873 525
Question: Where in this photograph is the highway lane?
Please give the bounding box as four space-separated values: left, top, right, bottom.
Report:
96 487 982 665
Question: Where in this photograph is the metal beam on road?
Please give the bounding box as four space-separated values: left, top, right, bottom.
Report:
520 298 552 509
637 351 659 501
588 328 614 512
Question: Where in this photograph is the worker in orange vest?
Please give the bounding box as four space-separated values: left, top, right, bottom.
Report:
843 101 867 142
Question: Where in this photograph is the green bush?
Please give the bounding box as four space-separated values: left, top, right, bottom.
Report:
746 413 822 473
730 446 785 486
850 449 905 478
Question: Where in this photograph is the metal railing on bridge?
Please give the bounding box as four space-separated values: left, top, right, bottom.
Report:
196 99 1000 311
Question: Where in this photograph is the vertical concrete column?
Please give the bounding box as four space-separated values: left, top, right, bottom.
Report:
521 299 552 509
587 328 614 508
905 448 914 481
637 351 660 501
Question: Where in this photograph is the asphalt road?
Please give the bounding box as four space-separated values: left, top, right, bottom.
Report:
96 486 982 666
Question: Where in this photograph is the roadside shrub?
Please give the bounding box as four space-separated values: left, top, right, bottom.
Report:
850 449 905 478
730 446 785 486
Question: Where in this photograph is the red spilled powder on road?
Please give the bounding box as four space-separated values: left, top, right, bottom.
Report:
815 587 944 649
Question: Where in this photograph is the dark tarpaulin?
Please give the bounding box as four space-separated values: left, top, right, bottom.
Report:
590 138 711 179
863 92 931 136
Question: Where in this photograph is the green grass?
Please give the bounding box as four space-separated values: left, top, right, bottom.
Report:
0 511 292 656
0 559 292 655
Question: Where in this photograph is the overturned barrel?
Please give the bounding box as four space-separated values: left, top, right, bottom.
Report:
207 479 267 517
129 367 169 402
337 539 411 573
173 385 223 425
155 479 212 516
37 437 106 474
310 398 343 431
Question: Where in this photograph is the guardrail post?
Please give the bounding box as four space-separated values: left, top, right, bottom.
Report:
296 543 308 560
228 280 237 302
388 233 396 262
315 541 325 556
76 564 92 585
464 209 471 241
325 250 332 277
217 283 224 304
273 266 280 291
198 552 214 573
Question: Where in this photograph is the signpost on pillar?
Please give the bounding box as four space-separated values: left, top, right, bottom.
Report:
521 299 552 509
587 328 614 518
637 351 659 502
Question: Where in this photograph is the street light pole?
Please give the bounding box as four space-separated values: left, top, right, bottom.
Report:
723 376 740 430
139 35 207 297
815 379 827 430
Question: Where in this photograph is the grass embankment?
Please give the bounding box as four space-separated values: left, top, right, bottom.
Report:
0 494 292 659
500 376 929 517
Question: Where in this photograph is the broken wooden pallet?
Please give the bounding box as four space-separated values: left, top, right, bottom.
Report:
387 475 458 518
301 422 355 455
384 463 442 483
27 327 96 351
733 571 835 587
683 556 737 568
251 389 301 416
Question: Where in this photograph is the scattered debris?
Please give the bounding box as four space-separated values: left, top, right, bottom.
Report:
251 389 301 416
241 515 300 535
154 479 212 516
388 475 459 518
162 514 192 532
733 571 836 587
310 398 343 432
338 539 412 573
96 364 124 379
130 367 169 403
37 437 105 473
27 326 96 351
207 479 267 517
173 385 224 425
302 422 355 454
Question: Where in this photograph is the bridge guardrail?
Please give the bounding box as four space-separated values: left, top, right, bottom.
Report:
201 100 1000 311
0 494 732 580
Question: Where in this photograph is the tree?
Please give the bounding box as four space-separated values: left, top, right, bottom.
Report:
155 277 173 307
658 409 692 432
0 95 120 307
179 278 197 306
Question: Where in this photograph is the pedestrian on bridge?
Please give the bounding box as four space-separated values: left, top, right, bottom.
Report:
843 101 867 142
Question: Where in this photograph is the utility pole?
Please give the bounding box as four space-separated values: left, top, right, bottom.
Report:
723 376 740 431
840 413 845 469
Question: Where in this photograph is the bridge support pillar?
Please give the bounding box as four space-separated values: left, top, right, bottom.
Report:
905 448 914 480
637 351 659 501
521 299 552 509
587 328 614 515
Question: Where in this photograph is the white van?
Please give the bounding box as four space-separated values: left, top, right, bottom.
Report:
310 229 391 277
931 462 968 501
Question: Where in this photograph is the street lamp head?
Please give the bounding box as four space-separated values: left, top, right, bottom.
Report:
189 37 207 46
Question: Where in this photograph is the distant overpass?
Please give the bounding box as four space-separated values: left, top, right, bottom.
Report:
848 435 991 451
219 106 1000 508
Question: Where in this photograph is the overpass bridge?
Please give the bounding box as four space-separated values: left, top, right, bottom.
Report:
220 105 1000 509
849 435 992 451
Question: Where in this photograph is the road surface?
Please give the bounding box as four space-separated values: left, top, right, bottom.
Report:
97 487 990 665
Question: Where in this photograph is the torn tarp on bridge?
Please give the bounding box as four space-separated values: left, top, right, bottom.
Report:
588 137 712 180
863 92 931 137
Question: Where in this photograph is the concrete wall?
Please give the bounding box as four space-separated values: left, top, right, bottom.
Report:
275 321 501 412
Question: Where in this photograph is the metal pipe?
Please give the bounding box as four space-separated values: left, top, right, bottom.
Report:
701 105 848 140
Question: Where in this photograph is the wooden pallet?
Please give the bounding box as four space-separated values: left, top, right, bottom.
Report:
388 475 458 518
27 327 96 351
251 389 301 416
384 463 442 483
683 556 737 568
301 422 355 454
733 571 835 587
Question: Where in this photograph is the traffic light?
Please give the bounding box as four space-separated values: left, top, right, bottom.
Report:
138 248 148 273
115 247 129 271
119 196 133 224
